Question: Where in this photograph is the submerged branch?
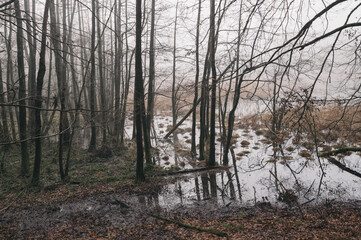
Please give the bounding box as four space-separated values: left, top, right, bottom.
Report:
325 157 361 178
160 166 227 176
319 147 361 157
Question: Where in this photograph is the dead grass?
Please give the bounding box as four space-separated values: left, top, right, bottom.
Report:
241 140 250 147
299 150 311 158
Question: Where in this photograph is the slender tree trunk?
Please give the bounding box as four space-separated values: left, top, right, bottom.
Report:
222 3 242 165
78 3 89 112
4 18 17 141
42 49 52 132
199 48 210 160
61 0 71 147
120 49 133 144
191 0 201 156
147 0 156 147
172 1 179 127
14 0 30 176
24 0 36 138
32 0 50 185
114 0 121 143
120 0 131 145
135 0 145 182
209 0 217 167
141 0 153 166
49 0 66 179
97 0 107 144
0 62 10 142
67 1 79 123
88 0 97 151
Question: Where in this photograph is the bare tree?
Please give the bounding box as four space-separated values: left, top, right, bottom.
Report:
147 0 156 148
172 1 179 127
208 0 217 167
32 0 50 185
14 0 29 176
49 0 67 180
88 0 97 151
191 0 201 156
0 62 9 143
24 0 36 137
97 0 107 144
135 0 145 182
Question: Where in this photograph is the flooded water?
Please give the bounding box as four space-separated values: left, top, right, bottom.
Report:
143 115 361 210
69 106 361 210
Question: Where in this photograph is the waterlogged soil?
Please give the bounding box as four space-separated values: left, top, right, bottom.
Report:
2 113 361 238
1 190 360 239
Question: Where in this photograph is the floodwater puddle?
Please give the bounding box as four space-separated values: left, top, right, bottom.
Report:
147 115 361 210
64 113 361 211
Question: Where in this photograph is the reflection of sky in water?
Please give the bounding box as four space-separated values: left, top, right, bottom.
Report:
72 106 361 210
130 113 361 210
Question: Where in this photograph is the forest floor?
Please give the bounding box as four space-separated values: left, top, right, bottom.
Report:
1 119 361 240
0 188 360 239
0 144 360 239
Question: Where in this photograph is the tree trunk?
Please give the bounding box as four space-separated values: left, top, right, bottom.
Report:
14 0 30 176
209 0 217 167
147 0 156 147
172 1 179 127
78 3 89 112
4 18 17 141
88 0 97 151
49 0 66 179
120 0 132 145
97 0 107 144
222 3 242 166
141 0 153 166
0 62 10 142
24 0 36 138
61 0 71 147
135 0 145 182
114 0 121 143
32 0 50 185
199 48 210 160
191 0 201 156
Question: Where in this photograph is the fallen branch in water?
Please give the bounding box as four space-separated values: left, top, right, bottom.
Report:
318 147 361 178
319 147 361 157
325 157 361 178
149 214 228 237
160 166 227 176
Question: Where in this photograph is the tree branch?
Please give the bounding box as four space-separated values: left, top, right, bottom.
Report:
0 0 15 9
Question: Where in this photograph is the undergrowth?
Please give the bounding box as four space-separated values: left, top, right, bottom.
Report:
0 141 167 208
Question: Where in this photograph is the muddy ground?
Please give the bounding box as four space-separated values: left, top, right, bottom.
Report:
1 190 360 239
